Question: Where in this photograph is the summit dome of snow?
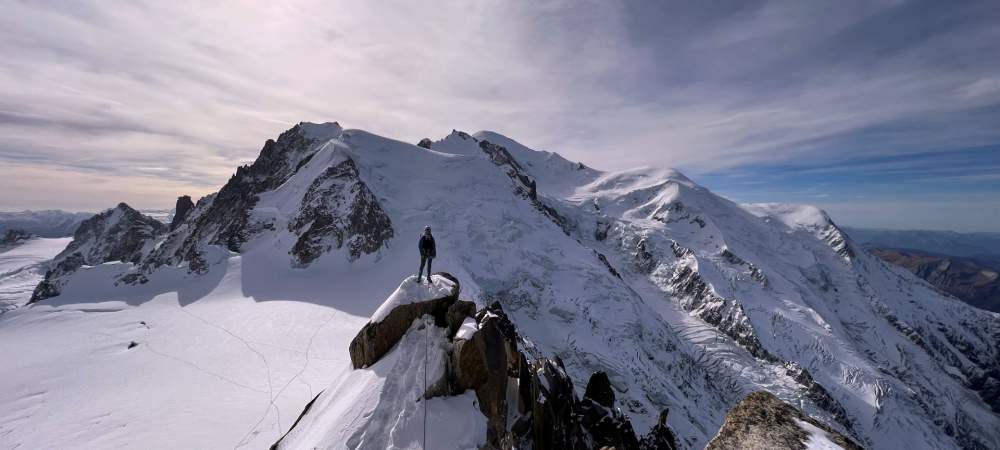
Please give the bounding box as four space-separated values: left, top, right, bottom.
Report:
3 121 999 450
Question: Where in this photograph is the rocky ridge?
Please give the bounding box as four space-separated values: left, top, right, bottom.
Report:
279 273 680 450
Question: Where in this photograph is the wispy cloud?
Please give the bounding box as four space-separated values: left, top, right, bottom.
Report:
1 0 998 230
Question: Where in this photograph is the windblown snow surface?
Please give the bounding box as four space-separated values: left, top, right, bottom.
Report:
1 123 998 450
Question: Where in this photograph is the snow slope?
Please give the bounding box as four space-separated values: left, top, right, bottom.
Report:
276 282 487 450
2 122 998 450
0 237 70 312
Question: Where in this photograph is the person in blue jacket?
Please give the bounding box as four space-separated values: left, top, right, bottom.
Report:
417 226 436 283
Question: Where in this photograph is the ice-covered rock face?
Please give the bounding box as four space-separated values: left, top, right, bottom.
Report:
30 203 165 301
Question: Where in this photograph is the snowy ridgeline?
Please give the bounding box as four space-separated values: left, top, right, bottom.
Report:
0 121 998 450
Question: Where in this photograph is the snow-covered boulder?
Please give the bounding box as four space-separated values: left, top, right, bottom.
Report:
706 391 863 450
349 272 462 368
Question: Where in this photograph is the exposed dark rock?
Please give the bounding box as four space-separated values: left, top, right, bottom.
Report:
720 249 767 285
31 203 166 302
145 123 341 272
478 139 574 235
639 409 679 450
821 222 855 260
289 157 394 266
452 302 677 450
668 264 776 362
585 372 616 408
270 391 324 450
417 138 433 149
445 300 476 338
127 341 139 349
596 252 622 279
0 229 33 249
283 276 681 450
348 272 460 368
706 391 864 450
579 371 641 450
169 195 195 231
595 220 611 241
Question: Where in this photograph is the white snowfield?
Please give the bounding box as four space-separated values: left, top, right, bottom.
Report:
0 237 70 312
1 122 998 450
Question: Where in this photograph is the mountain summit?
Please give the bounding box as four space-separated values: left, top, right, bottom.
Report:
3 122 999 450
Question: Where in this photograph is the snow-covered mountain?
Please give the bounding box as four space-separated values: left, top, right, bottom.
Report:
0 209 92 237
2 122 999 450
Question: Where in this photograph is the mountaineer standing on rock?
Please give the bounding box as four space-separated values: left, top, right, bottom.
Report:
417 226 436 283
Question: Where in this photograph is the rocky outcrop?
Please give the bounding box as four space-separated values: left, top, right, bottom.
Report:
31 203 166 302
706 391 864 450
476 138 574 235
169 195 194 231
287 275 680 450
417 137 433 149
289 157 393 266
443 302 678 450
348 272 460 368
0 229 33 250
145 122 344 271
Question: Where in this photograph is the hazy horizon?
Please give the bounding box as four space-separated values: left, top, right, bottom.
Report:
2 1 999 232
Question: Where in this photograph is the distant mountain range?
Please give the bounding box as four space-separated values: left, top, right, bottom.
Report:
867 248 999 313
845 227 1000 313
0 209 172 238
844 227 1000 258
0 210 93 237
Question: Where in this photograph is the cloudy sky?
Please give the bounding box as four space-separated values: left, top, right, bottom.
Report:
2 0 999 231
